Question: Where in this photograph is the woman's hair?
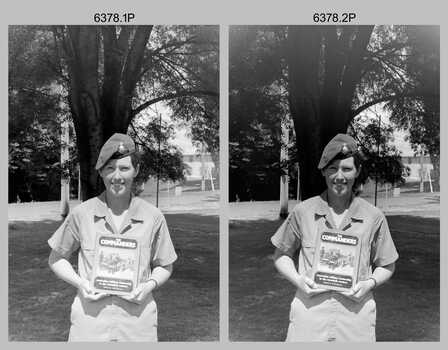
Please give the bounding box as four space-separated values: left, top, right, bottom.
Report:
352 152 368 196
129 151 141 169
129 152 144 196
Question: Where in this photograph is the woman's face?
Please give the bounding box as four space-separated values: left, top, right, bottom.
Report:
321 156 360 198
99 156 139 198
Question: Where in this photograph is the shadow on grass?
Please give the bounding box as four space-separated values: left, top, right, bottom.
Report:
9 213 219 342
229 215 439 342
425 196 441 204
202 194 220 202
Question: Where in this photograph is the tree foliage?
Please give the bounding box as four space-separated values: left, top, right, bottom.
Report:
350 114 406 186
229 27 290 201
9 25 219 201
229 25 439 201
8 26 65 201
147 26 220 154
129 115 189 190
287 25 376 198
386 26 440 182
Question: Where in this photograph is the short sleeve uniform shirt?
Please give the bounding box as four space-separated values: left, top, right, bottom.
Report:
48 193 177 341
271 191 398 342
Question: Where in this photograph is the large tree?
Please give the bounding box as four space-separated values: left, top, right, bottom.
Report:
286 26 375 198
287 25 439 198
228 26 439 201
12 25 219 200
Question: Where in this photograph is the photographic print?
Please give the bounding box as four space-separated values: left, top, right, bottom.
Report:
229 25 439 342
8 24 219 342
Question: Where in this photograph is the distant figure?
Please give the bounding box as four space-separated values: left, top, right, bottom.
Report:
271 134 398 342
48 133 177 341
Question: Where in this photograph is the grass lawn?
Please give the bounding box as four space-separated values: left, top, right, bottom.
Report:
229 214 439 341
9 213 219 341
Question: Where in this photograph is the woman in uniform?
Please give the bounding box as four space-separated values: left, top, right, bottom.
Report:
48 133 177 341
271 133 398 342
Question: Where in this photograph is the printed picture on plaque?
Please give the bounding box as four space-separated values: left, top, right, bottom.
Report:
91 233 140 295
311 230 361 291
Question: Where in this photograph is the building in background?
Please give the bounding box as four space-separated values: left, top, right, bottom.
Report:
183 153 216 181
401 155 434 183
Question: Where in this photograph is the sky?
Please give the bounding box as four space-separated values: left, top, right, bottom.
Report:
393 130 414 156
135 101 198 155
170 125 197 154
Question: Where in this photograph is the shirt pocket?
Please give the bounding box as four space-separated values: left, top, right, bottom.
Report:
300 239 317 273
80 236 97 257
123 232 151 283
354 229 373 281
78 238 97 279
139 243 152 283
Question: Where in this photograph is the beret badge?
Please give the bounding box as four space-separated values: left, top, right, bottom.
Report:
117 142 127 154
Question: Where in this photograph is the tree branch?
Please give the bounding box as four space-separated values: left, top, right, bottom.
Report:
339 26 375 119
131 90 218 117
122 26 153 97
129 121 151 150
352 91 438 118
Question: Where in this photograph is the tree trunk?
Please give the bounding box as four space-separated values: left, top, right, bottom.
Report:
65 26 103 199
429 153 440 191
210 151 220 189
286 26 374 199
279 118 289 217
61 26 153 200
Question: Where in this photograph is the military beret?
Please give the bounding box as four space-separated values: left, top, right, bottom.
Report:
95 133 136 170
317 133 358 170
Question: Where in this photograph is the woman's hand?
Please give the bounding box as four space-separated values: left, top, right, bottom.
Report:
340 279 375 302
273 250 327 297
296 275 328 297
49 250 107 301
77 278 109 301
121 280 157 305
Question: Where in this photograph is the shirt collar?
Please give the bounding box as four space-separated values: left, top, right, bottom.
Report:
315 190 364 222
94 192 145 222
93 193 108 218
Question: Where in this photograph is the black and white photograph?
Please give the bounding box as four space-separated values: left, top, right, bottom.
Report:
229 25 440 342
8 25 219 341
3 1 446 346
